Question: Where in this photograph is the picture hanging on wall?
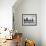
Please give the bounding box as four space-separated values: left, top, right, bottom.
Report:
22 14 37 26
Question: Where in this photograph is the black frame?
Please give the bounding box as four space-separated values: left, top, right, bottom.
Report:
22 14 37 26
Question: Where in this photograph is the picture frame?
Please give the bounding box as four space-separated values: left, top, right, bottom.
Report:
22 14 37 26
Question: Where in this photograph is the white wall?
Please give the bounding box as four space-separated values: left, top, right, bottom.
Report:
13 0 41 46
41 0 46 46
0 0 16 30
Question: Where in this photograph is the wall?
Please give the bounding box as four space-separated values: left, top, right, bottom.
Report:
13 0 41 46
41 0 46 46
0 0 16 30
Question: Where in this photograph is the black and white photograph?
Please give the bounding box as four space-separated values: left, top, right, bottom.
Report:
22 14 37 26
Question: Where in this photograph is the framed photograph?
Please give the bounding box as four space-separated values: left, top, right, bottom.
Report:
22 14 37 26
